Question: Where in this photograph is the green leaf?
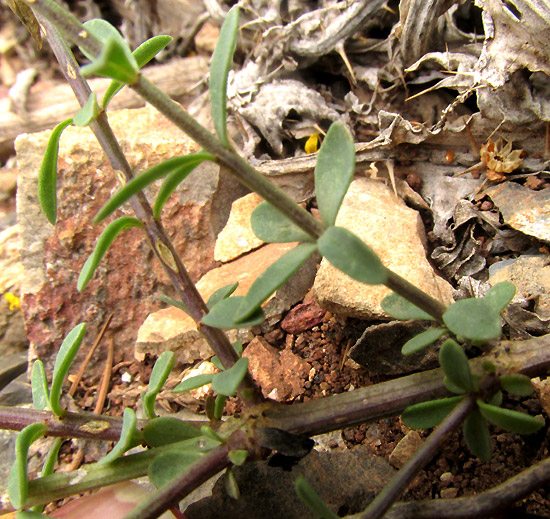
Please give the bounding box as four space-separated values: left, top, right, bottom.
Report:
78 217 143 291
173 373 215 393
17 511 49 519
159 294 191 316
200 425 223 443
224 468 240 500
148 451 202 488
207 282 239 309
381 292 435 320
211 357 249 396
317 226 386 285
8 422 47 509
95 154 212 223
295 477 340 519
251 201 314 243
488 390 503 407
102 35 173 108
98 408 139 464
202 296 265 329
485 281 516 313
143 417 201 447
211 341 242 370
142 351 175 419
49 323 86 417
38 118 73 225
477 400 545 434
500 374 534 397
81 19 127 60
39 436 62 478
314 122 355 226
235 243 317 323
213 394 227 419
31 360 50 411
209 5 239 147
228 449 248 466
402 327 446 355
402 396 464 429
443 299 502 342
443 376 466 395
439 339 474 393
72 92 100 127
81 36 139 84
463 409 492 461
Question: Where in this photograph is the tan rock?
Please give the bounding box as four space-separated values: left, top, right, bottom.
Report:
214 192 264 262
313 178 453 319
389 430 423 468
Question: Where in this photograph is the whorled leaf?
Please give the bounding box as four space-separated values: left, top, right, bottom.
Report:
484 281 516 313
207 282 239 309
72 92 100 127
142 351 175 420
317 226 386 285
78 216 143 291
251 201 314 243
295 477 340 519
173 373 215 393
477 400 545 434
202 296 264 329
402 396 464 429
500 374 534 397
148 451 202 488
314 122 355 227
50 323 87 417
38 118 73 225
463 409 492 462
401 327 446 355
143 417 201 448
381 292 435 321
211 358 249 397
439 339 474 393
31 360 50 411
443 298 502 342
209 6 239 147
98 408 139 464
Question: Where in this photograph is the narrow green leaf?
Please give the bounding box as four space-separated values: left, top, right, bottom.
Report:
38 118 73 225
31 360 50 411
317 226 386 285
211 357 249 396
159 294 191 316
78 217 143 291
81 34 139 84
443 299 502 342
148 451 202 488
228 450 248 466
235 243 317 323
211 341 243 370
463 409 492 461
207 282 239 309
485 281 516 313
50 323 86 417
202 296 265 329
439 339 474 393
402 396 464 429
173 374 215 393
500 374 534 397
225 468 240 500
143 417 201 447
72 92 100 127
102 35 173 108
8 422 47 509
295 477 340 519
251 201 314 243
209 6 239 146
402 327 446 355
477 400 545 434
17 511 49 519
200 425 223 443
214 394 227 419
315 122 355 226
95 154 212 223
381 292 435 321
99 408 139 464
142 351 175 419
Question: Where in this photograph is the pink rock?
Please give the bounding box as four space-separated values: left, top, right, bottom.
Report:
281 300 325 334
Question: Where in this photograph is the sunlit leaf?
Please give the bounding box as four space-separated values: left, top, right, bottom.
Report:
143 417 201 447
148 451 202 488
484 281 516 313
202 296 265 329
443 299 502 342
477 400 545 434
78 217 143 291
38 118 73 225
31 360 50 411
251 201 314 243
402 327 446 355
295 477 340 519
50 323 87 417
99 408 139 464
72 92 100 127
81 19 127 60
317 226 386 285
81 37 139 84
439 339 474 393
463 409 491 462
142 351 174 420
17 511 49 519
159 294 190 317
315 122 355 226
235 243 317 322
207 283 239 309
500 374 534 397
211 357 249 396
173 374 215 393
225 468 240 500
381 292 435 321
209 6 239 147
402 396 464 429
228 450 248 466
8 422 47 509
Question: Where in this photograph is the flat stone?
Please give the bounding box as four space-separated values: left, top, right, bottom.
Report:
389 430 424 468
214 192 264 262
281 299 325 334
313 178 454 320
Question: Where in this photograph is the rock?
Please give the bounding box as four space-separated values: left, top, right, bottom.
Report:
16 106 246 375
281 299 325 334
532 377 550 417
179 361 219 400
389 430 424 468
486 182 550 241
313 178 454 320
242 336 310 401
214 192 264 262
